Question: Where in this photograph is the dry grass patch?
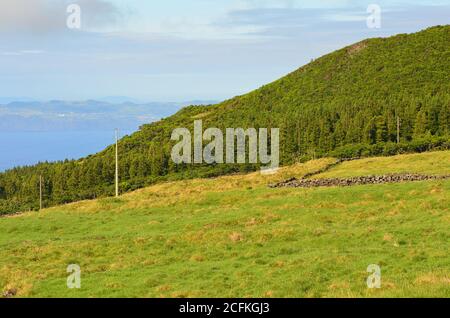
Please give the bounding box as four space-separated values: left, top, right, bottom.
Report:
415 273 450 285
314 151 450 179
45 158 336 215
229 232 244 243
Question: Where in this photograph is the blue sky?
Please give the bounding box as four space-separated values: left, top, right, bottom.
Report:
0 0 449 102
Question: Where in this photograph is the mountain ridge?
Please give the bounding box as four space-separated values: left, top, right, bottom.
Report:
0 100 217 132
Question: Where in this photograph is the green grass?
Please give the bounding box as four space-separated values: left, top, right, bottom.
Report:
313 151 450 179
0 152 449 298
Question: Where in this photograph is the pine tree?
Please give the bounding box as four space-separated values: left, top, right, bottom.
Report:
414 110 428 137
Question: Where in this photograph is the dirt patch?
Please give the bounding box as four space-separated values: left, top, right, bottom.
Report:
347 41 368 56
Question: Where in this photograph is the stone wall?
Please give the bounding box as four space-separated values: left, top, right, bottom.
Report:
269 174 450 189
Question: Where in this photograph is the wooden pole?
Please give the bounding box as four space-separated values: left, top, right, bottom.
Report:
115 129 119 197
397 116 400 144
39 175 43 210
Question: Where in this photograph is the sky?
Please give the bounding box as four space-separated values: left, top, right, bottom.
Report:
0 0 449 102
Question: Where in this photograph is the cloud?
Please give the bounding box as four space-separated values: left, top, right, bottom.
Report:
1 50 45 56
213 3 450 38
0 0 123 34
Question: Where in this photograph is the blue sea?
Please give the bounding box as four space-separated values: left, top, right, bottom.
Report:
0 130 133 172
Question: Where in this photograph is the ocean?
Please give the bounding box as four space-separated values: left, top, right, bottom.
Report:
0 130 133 172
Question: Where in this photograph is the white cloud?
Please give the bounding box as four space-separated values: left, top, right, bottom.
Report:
1 50 44 56
20 50 45 54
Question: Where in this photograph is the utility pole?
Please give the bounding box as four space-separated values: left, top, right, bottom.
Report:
39 175 43 210
397 115 401 144
115 128 119 197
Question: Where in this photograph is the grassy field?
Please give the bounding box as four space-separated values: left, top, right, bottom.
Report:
314 151 450 179
0 152 449 298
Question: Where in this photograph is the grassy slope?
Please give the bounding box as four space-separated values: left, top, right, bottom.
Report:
314 151 450 179
0 153 449 298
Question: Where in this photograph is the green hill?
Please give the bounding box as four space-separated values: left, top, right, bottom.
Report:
1 25 449 214
1 151 449 297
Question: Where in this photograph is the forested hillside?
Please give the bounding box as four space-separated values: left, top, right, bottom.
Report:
1 25 449 214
